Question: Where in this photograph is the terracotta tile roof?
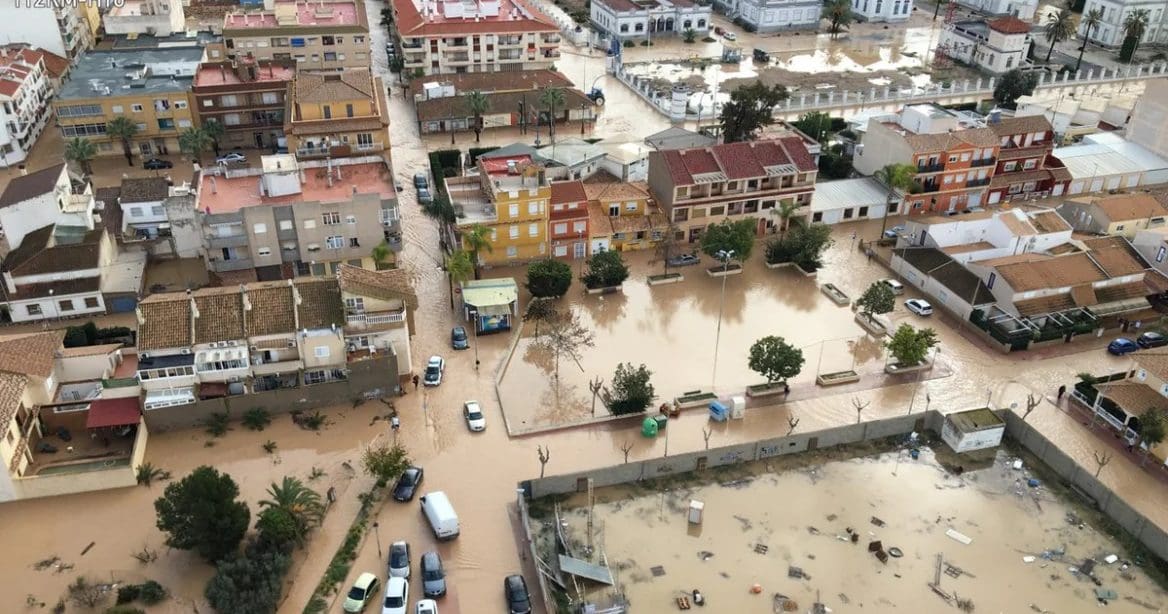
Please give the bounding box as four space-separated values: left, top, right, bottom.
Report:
587 202 612 237
0 371 28 430
904 126 999 152
998 210 1037 236
246 283 297 337
293 278 344 329
972 252 1047 267
989 16 1032 34
988 114 1052 136
337 264 418 308
1083 236 1148 277
1096 381 1166 413
1014 293 1075 316
1095 281 1150 304
194 288 247 344
941 241 996 254
1070 284 1097 306
9 276 101 300
293 69 373 103
408 69 572 98
119 177 170 203
1146 269 1168 294
993 253 1105 291
289 116 387 135
609 212 659 234
36 48 68 79
1029 210 1071 233
653 137 814 187
0 164 64 208
582 177 650 202
1089 193 1168 222
394 0 557 36
1049 165 1073 183
0 331 63 378
137 295 192 350
1136 352 1168 382
550 180 587 205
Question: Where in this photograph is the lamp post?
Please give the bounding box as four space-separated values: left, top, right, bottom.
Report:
372 521 382 558
710 249 735 389
468 308 480 369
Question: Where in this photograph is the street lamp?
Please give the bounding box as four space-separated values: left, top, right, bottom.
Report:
468 308 480 369
710 249 735 389
372 521 382 558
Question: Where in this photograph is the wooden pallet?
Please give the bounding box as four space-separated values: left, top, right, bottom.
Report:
676 596 691 610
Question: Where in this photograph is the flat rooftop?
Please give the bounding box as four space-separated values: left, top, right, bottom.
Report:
58 48 203 99
948 407 1005 432
193 62 296 87
198 162 393 214
225 0 360 29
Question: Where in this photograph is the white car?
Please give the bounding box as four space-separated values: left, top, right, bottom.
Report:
463 400 486 432
216 152 247 165
416 599 438 614
905 298 934 316
723 31 737 41
880 279 905 295
381 577 409 614
423 355 444 386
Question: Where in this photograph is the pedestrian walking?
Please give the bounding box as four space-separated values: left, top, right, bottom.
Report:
1057 384 1066 401
412 374 419 389
1135 320 1143 331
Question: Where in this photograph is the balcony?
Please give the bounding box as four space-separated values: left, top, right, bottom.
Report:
443 38 469 48
208 256 254 272
207 234 249 249
966 177 991 188
444 53 470 63
916 162 946 173
401 39 423 49
345 309 406 330
916 182 941 193
354 141 385 152
971 157 996 167
498 36 524 46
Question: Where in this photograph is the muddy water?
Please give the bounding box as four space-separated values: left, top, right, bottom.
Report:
546 446 1168 613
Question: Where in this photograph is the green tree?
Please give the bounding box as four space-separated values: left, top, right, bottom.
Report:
874 163 917 237
699 219 757 262
465 90 490 143
371 240 394 271
1136 406 1167 466
106 116 139 166
774 200 800 239
540 87 566 143
462 223 493 279
1044 9 1077 63
1077 8 1103 71
526 258 573 298
422 192 456 225
64 137 97 176
822 0 853 38
204 540 291 614
258 477 325 547
719 82 789 143
445 249 473 309
361 441 412 487
581 249 629 289
856 281 895 323
748 336 805 384
683 28 697 43
202 119 225 156
255 506 300 548
605 362 655 415
178 127 212 163
992 69 1040 109
885 324 939 366
1120 8 1150 62
765 223 834 270
793 111 832 142
154 466 250 562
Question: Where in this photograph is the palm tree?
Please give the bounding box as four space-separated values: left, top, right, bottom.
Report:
202 119 225 156
1121 9 1151 62
1077 8 1103 72
1044 9 1077 63
371 240 394 270
178 127 212 163
259 476 325 545
462 223 493 279
822 0 852 39
875 163 918 237
445 249 474 309
539 87 566 143
775 200 799 239
106 117 139 166
465 91 490 143
64 137 97 177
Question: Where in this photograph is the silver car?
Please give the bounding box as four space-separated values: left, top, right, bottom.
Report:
388 541 410 579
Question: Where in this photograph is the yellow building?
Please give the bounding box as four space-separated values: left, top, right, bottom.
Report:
447 154 550 265
583 173 664 253
285 69 391 160
53 49 201 158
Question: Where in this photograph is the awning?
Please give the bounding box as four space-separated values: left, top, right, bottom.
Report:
85 397 141 429
473 304 513 317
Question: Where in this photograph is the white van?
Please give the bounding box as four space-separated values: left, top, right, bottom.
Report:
880 279 905 295
420 491 460 540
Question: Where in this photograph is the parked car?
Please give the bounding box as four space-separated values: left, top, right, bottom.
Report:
423 355 445 386
463 400 486 432
451 326 469 350
414 172 429 189
342 573 380 613
883 225 906 239
417 186 433 204
752 48 770 62
880 279 905 295
381 577 409 614
216 152 247 165
1138 331 1168 349
388 541 410 579
143 158 173 170
667 253 701 267
415 600 438 614
722 31 737 41
420 551 447 598
503 574 532 614
393 466 424 502
1108 338 1140 355
713 26 724 35
905 299 933 316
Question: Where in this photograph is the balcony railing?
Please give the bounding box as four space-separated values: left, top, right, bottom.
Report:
345 310 406 328
916 162 945 173
971 157 996 167
208 257 254 272
966 177 991 188
917 183 941 193
207 234 249 249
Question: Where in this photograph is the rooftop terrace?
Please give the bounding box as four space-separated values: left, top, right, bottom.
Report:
198 162 394 214
225 0 361 29
193 61 296 87
59 49 203 99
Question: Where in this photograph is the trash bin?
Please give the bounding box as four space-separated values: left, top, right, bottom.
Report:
654 415 668 430
642 417 659 438
709 401 728 422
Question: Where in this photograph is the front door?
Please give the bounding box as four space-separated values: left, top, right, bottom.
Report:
573 241 586 259
254 132 264 148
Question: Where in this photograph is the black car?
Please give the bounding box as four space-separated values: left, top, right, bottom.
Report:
503 574 531 614
1138 331 1168 349
420 551 447 598
451 326 469 350
143 158 173 170
392 466 424 502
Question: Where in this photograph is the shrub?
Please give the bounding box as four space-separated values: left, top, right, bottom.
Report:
203 411 231 437
242 408 271 431
526 258 573 298
581 250 629 289
606 363 655 415
205 540 291 614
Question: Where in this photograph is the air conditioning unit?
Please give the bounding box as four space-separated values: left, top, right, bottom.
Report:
140 352 150 359
180 348 191 355
287 340 296 348
209 341 220 348
249 345 257 351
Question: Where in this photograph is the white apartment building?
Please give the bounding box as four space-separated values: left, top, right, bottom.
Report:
0 47 53 169
0 2 97 59
720 0 821 32
1078 0 1167 48
394 0 561 75
851 0 913 23
103 0 186 37
1126 77 1168 158
0 163 95 257
938 17 1033 74
954 0 1038 20
591 0 712 40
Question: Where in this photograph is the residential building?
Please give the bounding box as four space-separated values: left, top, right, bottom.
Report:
851 0 913 23
196 154 400 282
711 0 819 32
854 104 1000 215
937 17 1032 75
597 141 651 182
285 69 391 160
3 45 69 95
1074 350 1168 460
103 0 186 37
1054 132 1168 195
53 48 202 158
408 70 595 136
647 136 818 243
984 114 1071 204
338 264 417 378
810 177 895 224
447 153 550 265
591 0 712 40
889 247 997 320
644 126 717 151
1126 77 1168 159
0 163 95 257
1015 89 1138 143
393 0 561 76
548 180 590 260
99 177 202 258
222 0 372 71
1077 0 1166 48
0 3 98 59
954 0 1038 19
583 171 662 253
1057 193 1168 238
897 207 1073 264
192 59 296 151
1 225 121 323
0 47 54 169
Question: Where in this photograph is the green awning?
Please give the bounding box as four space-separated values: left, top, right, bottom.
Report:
462 278 518 314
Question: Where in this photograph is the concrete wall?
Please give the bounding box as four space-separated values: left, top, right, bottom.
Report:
9 418 146 501
143 355 397 431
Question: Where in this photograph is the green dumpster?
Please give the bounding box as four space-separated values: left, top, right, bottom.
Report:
641 417 659 438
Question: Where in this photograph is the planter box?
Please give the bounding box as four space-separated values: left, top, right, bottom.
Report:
585 284 623 295
820 283 850 306
745 382 787 398
675 391 717 409
885 361 931 375
817 370 860 386
647 273 684 286
855 313 888 336
765 261 795 270
795 264 818 278
707 264 743 278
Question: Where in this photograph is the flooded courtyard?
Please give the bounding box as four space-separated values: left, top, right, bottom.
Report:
541 442 1168 613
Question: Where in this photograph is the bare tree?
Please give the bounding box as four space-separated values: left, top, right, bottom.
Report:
1093 450 1113 478
531 310 595 382
523 299 560 339
67 577 106 609
786 416 800 436
702 427 712 450
620 440 634 464
1022 393 1040 421
589 376 605 416
852 397 871 424
537 445 551 478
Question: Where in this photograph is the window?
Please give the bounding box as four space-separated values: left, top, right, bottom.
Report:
843 208 854 219
324 52 338 61
127 206 143 218
1158 246 1167 263
987 272 996 289
349 237 360 248
506 246 518 258
178 119 192 128
554 222 568 234
345 297 365 312
509 225 519 239
323 106 332 119
254 223 267 234
573 220 586 233
528 223 538 237
304 219 317 229
323 211 341 225
345 215 357 224
257 247 272 257
709 205 725 216
326 235 344 249
509 203 519 217
812 212 823 223
608 204 619 216
224 113 242 126
57 299 73 312
84 297 99 309
279 220 293 231
151 206 164 216
131 104 143 112
220 95 238 106
26 304 41 316
111 105 124 114
626 202 638 212
528 202 539 215
1003 161 1017 172
58 104 103 117
314 346 330 358
960 152 971 161
61 123 106 137
174 100 188 110
262 92 280 104
1115 224 1126 232
1023 159 1037 170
